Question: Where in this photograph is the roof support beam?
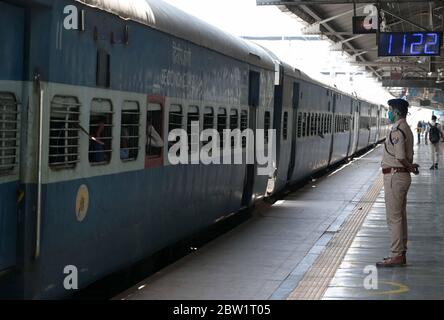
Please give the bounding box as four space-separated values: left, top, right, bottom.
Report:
298 4 382 79
382 79 444 88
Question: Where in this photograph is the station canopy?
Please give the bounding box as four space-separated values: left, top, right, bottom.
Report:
257 0 444 110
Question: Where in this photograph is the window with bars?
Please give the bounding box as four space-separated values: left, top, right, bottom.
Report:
203 107 214 130
49 96 80 169
240 109 248 148
264 111 271 144
217 108 227 149
230 109 239 148
0 92 19 176
168 105 183 152
297 112 303 138
301 112 307 137
147 103 163 157
327 114 333 133
283 112 288 140
187 106 199 154
120 101 140 161
89 99 113 164
310 113 316 136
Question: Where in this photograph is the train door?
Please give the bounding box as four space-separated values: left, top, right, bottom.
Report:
346 99 353 156
287 82 299 181
0 2 24 272
351 101 360 155
327 93 337 165
376 107 381 142
241 71 259 207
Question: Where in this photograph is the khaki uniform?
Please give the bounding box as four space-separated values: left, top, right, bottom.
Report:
382 118 414 257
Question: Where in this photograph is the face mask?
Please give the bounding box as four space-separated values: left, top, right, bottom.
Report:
388 110 395 123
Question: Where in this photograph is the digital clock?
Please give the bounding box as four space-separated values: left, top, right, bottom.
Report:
378 32 442 57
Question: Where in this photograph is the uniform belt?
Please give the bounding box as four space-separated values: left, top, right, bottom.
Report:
382 167 410 174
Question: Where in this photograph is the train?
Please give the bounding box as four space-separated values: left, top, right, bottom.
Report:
0 0 390 299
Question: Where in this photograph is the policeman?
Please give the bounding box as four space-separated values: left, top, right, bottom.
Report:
377 98 419 267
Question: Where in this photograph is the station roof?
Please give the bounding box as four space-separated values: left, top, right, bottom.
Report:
257 0 444 109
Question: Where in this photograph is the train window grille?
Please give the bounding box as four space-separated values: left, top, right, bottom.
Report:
89 99 113 165
264 111 271 144
306 113 311 136
202 106 214 148
49 96 80 169
120 101 140 162
187 106 200 154
301 113 306 137
217 108 227 150
283 112 288 140
147 104 163 157
328 114 332 134
0 93 19 176
203 107 214 130
311 113 316 136
230 109 239 148
240 110 248 148
168 105 183 153
324 114 328 134
316 114 321 135
297 112 302 138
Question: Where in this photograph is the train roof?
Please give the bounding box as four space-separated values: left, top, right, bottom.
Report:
75 0 275 70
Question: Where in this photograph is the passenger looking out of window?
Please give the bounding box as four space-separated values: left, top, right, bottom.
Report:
146 114 163 156
89 117 107 163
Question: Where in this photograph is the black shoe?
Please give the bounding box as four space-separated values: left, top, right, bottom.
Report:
430 165 436 170
435 164 439 169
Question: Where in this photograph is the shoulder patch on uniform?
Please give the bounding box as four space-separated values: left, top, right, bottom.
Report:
392 136 400 144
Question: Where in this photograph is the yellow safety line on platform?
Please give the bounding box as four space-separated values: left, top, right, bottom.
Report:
373 281 410 296
287 174 384 300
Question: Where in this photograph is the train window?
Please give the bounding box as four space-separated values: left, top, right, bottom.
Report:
48 96 80 169
96 48 110 88
296 113 301 138
328 114 332 134
264 111 271 144
203 107 214 130
324 114 328 134
302 113 307 137
230 109 239 148
321 114 325 134
306 112 311 137
217 108 227 149
283 112 288 140
311 113 316 136
120 101 140 162
230 109 239 130
147 103 163 157
240 110 248 148
187 106 200 154
0 93 19 176
89 98 113 165
168 104 182 152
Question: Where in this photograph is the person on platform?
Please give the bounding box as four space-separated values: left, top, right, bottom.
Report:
377 98 419 268
416 120 423 144
425 115 444 170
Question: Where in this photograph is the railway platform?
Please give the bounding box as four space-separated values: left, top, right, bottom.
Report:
115 142 444 300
